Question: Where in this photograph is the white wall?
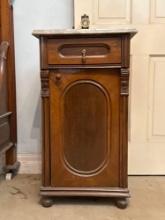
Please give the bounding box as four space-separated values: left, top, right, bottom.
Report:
13 0 74 154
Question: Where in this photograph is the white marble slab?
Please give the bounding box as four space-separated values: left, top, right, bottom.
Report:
33 28 137 38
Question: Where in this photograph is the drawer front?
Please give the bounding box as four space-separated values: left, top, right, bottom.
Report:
47 37 121 65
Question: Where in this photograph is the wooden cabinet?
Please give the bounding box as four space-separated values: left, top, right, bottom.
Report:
33 29 136 208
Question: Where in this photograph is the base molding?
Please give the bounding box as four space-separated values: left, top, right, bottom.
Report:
40 187 130 208
40 186 130 198
17 154 163 175
18 154 41 174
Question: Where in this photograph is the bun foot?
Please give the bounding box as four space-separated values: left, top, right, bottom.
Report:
40 197 53 208
115 198 128 209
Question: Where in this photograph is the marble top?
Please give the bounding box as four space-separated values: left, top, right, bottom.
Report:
33 28 137 38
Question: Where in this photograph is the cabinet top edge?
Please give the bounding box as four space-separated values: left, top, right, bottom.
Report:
32 28 137 38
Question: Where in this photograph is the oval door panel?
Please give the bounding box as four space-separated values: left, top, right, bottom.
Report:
62 81 110 175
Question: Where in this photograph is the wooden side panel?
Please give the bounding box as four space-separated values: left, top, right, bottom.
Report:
0 0 18 170
0 42 11 152
0 118 10 147
0 44 8 115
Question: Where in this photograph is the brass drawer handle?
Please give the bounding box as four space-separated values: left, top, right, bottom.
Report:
81 49 87 64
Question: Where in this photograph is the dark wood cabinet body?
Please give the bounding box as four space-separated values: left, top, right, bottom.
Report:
0 0 19 177
33 30 136 207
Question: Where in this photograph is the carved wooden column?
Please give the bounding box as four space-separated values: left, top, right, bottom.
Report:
0 0 20 178
40 70 51 186
119 68 129 188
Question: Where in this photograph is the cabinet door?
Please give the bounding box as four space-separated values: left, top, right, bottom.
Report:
50 69 120 187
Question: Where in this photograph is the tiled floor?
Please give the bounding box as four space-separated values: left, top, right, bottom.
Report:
0 175 165 220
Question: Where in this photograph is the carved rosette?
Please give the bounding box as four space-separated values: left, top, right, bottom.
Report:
41 70 49 97
120 68 129 96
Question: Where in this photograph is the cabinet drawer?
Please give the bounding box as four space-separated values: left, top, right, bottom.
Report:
47 37 121 65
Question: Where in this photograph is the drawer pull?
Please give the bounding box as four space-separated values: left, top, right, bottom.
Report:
81 49 87 64
56 74 62 81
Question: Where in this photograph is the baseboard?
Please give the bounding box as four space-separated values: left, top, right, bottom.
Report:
17 154 41 174
17 154 164 175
